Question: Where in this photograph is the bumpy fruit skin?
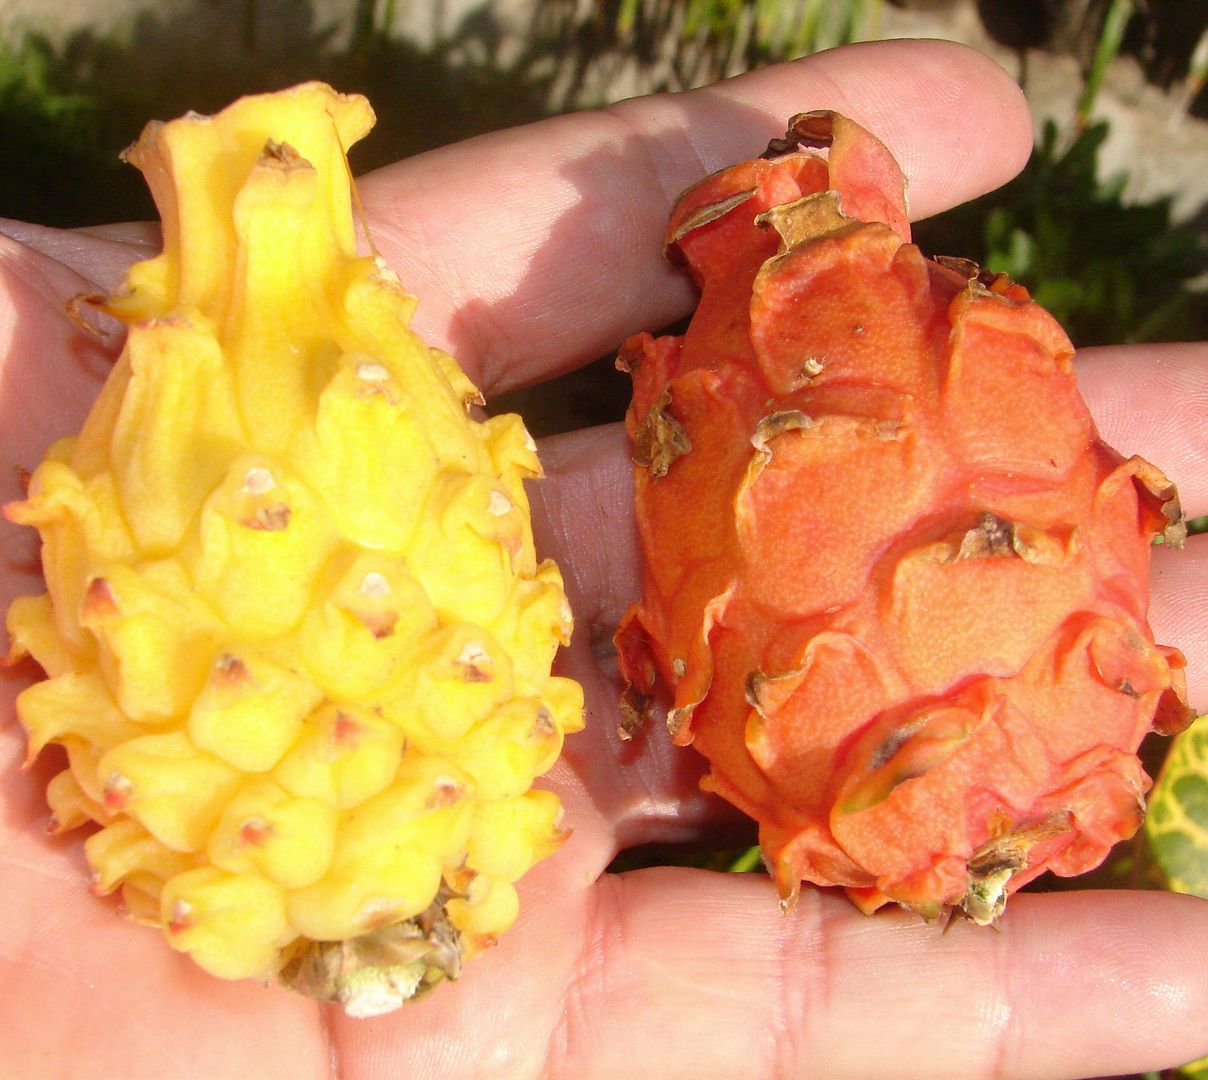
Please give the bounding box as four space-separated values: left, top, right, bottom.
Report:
616 112 1193 922
4 83 583 1014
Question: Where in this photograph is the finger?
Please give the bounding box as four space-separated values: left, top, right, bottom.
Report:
527 423 748 851
1150 541 1208 710
0 240 119 467
0 238 120 596
1074 342 1208 709
1076 342 1208 518
0 817 326 1077
357 39 1032 394
551 874 1208 1079
541 623 752 866
0 218 157 294
531 424 638 644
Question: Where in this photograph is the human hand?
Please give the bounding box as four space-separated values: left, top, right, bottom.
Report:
3 38 1207 1079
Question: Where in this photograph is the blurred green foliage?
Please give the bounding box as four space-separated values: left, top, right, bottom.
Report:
914 118 1207 348
0 7 560 227
0 31 132 225
613 0 881 65
2 4 1203 355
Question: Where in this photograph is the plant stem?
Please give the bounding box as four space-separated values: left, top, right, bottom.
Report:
729 846 764 873
1076 0 1133 130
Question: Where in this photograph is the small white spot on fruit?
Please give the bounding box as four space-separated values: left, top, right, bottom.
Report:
168 898 193 934
103 771 133 811
488 491 513 517
242 466 276 495
456 641 492 682
457 641 489 667
356 362 391 382
359 572 391 598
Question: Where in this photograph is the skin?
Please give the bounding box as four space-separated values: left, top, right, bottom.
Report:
1 38 1207 1079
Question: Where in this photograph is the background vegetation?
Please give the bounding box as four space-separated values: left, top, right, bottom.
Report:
3 1 1202 414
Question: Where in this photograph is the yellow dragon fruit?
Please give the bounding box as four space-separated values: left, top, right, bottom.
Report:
4 83 582 1016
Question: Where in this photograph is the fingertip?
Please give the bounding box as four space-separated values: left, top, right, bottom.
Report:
558 872 1208 1079
1075 343 1208 520
625 38 1036 221
359 38 1039 390
706 38 1034 220
998 890 1208 1077
1149 540 1208 711
854 38 1034 217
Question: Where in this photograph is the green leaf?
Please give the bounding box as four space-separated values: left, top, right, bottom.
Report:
914 118 1206 346
1145 716 1208 898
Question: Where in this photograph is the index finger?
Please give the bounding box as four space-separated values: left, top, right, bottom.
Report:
358 38 1033 396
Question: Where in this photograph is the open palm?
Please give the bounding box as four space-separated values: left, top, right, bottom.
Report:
3 40 1207 1079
